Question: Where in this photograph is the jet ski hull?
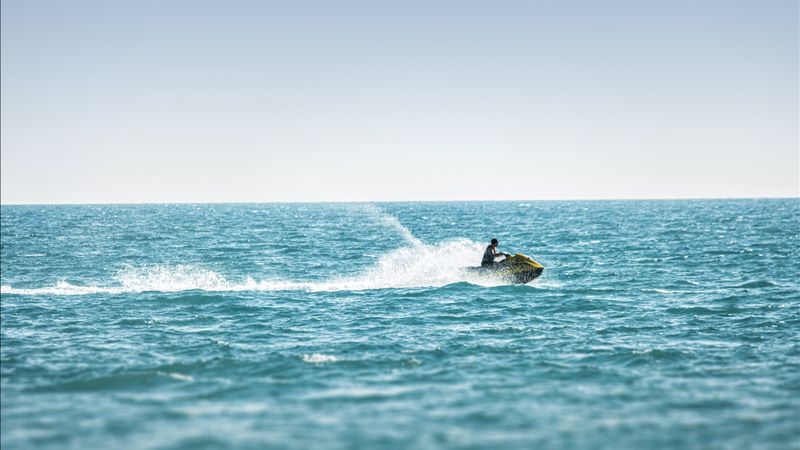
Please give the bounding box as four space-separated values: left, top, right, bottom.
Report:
464 253 544 284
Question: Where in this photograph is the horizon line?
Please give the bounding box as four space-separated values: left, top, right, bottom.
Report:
1 195 798 207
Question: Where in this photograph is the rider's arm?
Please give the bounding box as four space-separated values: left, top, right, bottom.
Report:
493 248 510 258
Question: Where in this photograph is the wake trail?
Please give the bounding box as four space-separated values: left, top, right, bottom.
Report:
0 209 527 295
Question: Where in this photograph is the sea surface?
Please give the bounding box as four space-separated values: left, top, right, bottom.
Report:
1 200 798 450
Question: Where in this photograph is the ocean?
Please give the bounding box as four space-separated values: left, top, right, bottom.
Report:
1 199 798 450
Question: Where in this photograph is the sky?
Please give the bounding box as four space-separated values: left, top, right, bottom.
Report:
1 0 798 204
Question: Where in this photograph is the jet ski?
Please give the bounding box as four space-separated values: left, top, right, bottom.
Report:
464 253 544 284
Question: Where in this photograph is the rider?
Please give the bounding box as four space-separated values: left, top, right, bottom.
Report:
481 238 510 267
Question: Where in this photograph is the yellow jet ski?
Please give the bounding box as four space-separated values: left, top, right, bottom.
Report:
465 253 544 284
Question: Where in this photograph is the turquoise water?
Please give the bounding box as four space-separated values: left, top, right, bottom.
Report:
1 200 798 450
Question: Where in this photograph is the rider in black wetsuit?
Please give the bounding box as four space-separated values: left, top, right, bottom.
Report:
481 238 509 267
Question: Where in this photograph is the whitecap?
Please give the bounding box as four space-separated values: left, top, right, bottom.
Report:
302 354 339 363
157 372 194 382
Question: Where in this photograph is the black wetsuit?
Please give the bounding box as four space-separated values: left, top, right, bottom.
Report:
481 245 496 267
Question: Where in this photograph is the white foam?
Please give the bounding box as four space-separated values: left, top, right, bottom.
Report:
257 238 497 291
0 266 236 296
0 239 499 295
117 264 231 292
157 371 194 382
527 279 561 290
302 354 339 363
647 288 676 294
0 281 122 296
0 211 539 296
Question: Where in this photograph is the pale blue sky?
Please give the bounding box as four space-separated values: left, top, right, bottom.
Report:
2 0 798 203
